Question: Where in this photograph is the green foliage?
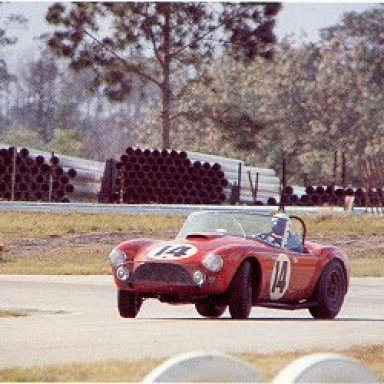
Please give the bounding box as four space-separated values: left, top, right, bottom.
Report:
171 7 384 186
0 128 42 149
49 129 83 157
0 128 83 157
45 2 281 148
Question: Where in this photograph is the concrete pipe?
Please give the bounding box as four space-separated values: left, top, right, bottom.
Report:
50 156 60 167
19 148 30 159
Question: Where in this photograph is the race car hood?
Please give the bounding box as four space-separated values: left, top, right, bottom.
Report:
133 234 270 265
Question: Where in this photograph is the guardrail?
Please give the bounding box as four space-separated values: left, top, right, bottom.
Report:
0 201 375 216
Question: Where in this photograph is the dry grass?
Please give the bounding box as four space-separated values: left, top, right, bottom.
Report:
0 245 113 275
0 359 162 382
0 310 28 318
0 212 184 242
304 213 384 237
1 249 381 276
1 211 384 241
1 212 383 276
351 256 384 277
0 344 382 382
2 211 384 242
240 344 384 381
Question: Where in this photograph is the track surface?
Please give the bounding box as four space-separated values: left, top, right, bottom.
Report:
0 276 383 369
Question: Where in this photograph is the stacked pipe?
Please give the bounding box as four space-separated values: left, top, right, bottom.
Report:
26 147 104 201
280 185 384 208
117 148 228 204
187 151 281 205
0 146 76 202
0 143 104 201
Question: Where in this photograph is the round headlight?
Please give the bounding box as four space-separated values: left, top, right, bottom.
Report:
203 253 224 273
193 270 206 287
108 248 126 268
116 266 130 281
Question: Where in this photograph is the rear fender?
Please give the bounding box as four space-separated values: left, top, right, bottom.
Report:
312 247 350 294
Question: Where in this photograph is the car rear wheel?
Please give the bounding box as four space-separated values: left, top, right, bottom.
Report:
118 289 142 318
195 302 227 318
228 261 253 319
309 261 346 319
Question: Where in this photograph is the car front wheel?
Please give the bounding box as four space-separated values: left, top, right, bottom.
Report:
309 260 346 319
195 302 227 319
228 261 253 319
118 289 142 318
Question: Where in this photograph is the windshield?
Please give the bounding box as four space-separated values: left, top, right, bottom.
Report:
177 211 273 240
177 211 305 251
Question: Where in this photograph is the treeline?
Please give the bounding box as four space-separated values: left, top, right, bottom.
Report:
0 47 156 159
0 5 383 187
168 7 384 186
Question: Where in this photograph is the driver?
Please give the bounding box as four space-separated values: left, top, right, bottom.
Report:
260 213 303 251
268 213 287 247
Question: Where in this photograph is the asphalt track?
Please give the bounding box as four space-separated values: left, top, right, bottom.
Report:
0 275 383 369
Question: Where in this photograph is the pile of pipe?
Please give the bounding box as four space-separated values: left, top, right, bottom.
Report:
187 151 281 205
117 148 228 204
0 143 105 201
282 185 384 207
0 146 76 202
115 147 281 205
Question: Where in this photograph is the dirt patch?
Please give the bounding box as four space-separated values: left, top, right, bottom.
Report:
308 235 384 257
5 231 177 258
4 231 384 259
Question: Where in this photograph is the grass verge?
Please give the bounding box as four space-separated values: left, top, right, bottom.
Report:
0 344 382 382
2 211 384 242
0 245 112 275
1 212 383 276
0 310 28 318
1 250 382 276
304 213 384 237
0 212 184 242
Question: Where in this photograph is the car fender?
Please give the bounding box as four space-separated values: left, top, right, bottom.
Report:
117 239 158 260
311 246 350 294
212 244 265 296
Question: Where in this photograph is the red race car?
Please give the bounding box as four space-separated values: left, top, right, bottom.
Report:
109 211 349 320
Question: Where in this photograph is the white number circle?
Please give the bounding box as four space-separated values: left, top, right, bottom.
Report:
270 254 291 300
147 243 198 260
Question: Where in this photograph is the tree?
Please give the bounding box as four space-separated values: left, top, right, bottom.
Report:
46 2 281 149
0 5 27 127
171 40 319 182
308 7 384 184
19 50 59 142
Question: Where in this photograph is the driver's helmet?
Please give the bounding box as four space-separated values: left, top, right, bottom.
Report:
271 213 289 237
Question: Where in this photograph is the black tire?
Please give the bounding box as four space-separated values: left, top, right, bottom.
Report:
309 260 346 319
228 261 253 319
118 289 142 318
195 302 227 319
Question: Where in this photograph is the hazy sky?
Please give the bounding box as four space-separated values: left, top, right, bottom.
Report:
0 2 377 69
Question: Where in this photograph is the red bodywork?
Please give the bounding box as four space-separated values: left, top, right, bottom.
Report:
111 232 350 308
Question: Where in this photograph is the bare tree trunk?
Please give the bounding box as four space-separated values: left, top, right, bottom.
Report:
161 4 171 150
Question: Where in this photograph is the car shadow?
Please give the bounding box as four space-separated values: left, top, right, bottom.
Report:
144 317 384 322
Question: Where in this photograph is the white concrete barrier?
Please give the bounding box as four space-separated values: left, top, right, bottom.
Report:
272 353 378 383
143 351 378 383
142 351 262 383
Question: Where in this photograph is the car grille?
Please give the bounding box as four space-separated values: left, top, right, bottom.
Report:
134 263 193 286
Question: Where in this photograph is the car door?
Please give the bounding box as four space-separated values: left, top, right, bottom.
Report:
264 217 318 302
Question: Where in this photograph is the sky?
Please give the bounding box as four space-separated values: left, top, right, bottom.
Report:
0 2 378 70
